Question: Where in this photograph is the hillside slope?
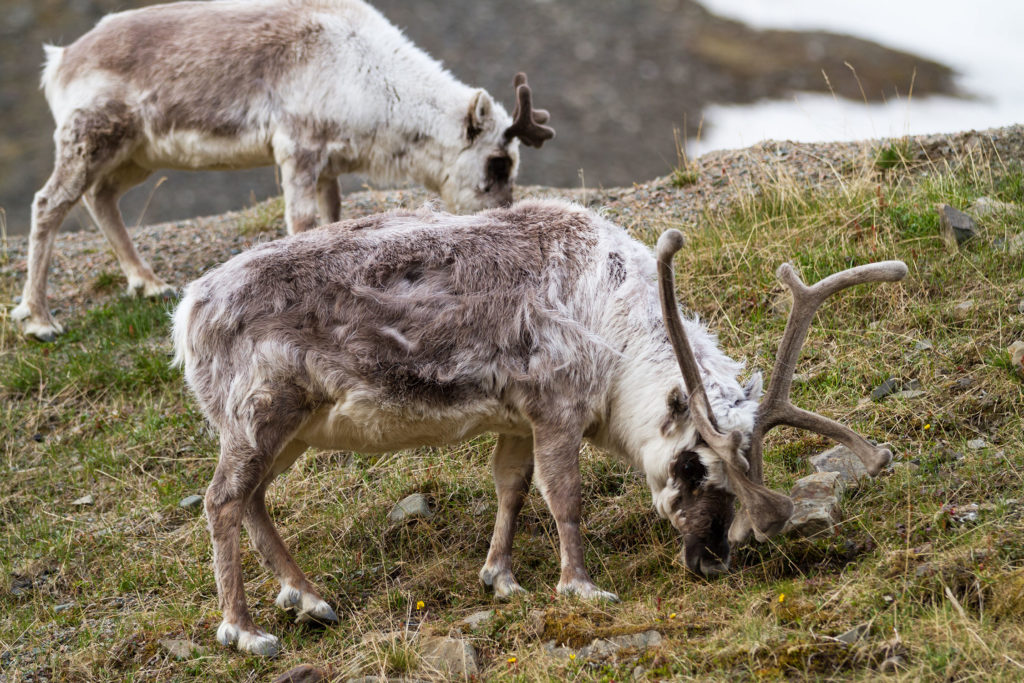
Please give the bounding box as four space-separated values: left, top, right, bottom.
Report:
1 127 1023 681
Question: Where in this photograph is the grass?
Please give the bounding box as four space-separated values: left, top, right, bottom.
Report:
2 143 1024 681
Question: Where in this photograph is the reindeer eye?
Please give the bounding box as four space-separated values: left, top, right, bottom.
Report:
673 450 708 486
486 155 512 185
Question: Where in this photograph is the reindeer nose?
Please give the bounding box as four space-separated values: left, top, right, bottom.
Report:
699 558 730 577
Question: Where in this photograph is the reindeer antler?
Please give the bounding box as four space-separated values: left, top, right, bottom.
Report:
656 229 907 544
503 72 555 148
657 231 794 540
747 260 907 481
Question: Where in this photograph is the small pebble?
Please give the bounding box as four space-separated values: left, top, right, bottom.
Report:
967 438 988 450
54 602 75 613
72 494 94 506
179 494 204 510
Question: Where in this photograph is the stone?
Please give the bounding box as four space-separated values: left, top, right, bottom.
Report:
938 204 979 246
784 472 842 537
54 602 75 613
158 638 208 660
952 300 975 320
544 630 662 661
914 339 934 352
870 377 901 401
273 665 329 683
1009 341 1024 376
418 636 478 676
970 196 1017 217
810 444 868 488
891 389 926 400
967 438 988 450
387 493 432 523
525 609 546 639
72 494 94 506
836 623 870 644
459 609 495 631
178 494 204 510
1018 298 1024 315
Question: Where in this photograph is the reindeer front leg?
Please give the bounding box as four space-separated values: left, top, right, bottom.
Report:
480 434 533 599
532 422 618 602
274 138 325 234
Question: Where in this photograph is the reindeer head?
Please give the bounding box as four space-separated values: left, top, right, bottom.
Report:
442 73 554 212
654 229 907 575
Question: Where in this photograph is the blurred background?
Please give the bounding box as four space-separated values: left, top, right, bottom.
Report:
1 0 1021 235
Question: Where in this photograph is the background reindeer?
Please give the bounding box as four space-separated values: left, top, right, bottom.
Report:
13 0 553 341
173 199 904 655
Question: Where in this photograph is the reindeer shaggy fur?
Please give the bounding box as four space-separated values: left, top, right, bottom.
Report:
173 199 764 655
15 0 552 341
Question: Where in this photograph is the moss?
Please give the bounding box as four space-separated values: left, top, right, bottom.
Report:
988 568 1024 620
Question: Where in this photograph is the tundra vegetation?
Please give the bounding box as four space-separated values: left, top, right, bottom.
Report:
1 131 1023 680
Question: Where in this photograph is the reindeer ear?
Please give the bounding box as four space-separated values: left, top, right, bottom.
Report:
465 90 494 142
744 371 763 402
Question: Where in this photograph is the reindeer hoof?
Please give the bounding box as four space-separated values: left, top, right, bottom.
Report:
557 580 619 603
296 600 339 625
13 305 65 342
479 566 527 600
276 584 338 625
216 620 281 657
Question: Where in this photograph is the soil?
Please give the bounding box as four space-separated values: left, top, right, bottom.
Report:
0 0 956 234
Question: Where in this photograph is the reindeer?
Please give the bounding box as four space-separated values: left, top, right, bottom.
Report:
13 0 553 341
172 199 905 655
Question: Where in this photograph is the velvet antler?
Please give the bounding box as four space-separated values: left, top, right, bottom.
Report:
503 73 555 148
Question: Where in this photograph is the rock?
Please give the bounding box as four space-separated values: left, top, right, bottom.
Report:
971 196 1017 217
938 204 979 246
784 472 842 537
891 389 926 400
178 494 204 510
891 461 920 473
1019 298 1024 315
273 665 329 683
914 339 934 352
54 602 75 613
525 609 546 639
459 609 495 631
418 636 478 676
158 638 208 660
72 494 94 506
387 493 432 523
544 630 661 661
809 445 869 488
1009 341 1024 376
836 623 870 644
967 438 988 450
952 300 975 320
870 377 901 401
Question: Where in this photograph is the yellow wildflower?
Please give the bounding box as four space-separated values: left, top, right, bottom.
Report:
778 593 786 603
416 600 425 610
569 653 576 661
669 612 677 619
507 657 517 664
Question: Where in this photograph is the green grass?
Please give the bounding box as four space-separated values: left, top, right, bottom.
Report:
2 144 1024 681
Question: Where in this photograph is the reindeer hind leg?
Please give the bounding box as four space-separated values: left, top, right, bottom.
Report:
479 434 533 599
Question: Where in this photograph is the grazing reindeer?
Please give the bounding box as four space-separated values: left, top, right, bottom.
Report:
14 0 553 341
173 199 905 655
